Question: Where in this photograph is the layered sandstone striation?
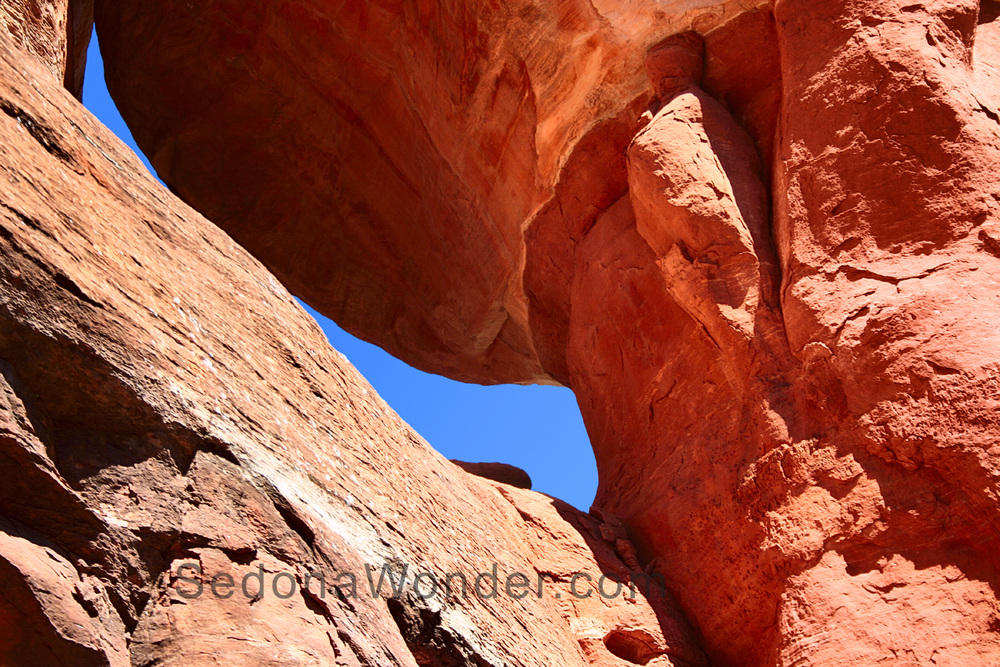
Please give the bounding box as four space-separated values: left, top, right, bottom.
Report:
0 23 701 667
4 0 1000 665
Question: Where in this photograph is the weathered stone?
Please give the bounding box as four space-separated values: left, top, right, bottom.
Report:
451 460 532 490
0 29 698 667
0 522 128 667
627 32 773 369
0 0 90 97
576 1 1000 664
8 0 1000 664
91 0 770 385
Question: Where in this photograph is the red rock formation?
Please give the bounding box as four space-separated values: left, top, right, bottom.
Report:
0 26 701 667
577 1 1000 664
91 0 773 385
8 0 1000 664
568 3 1000 664
451 460 533 489
0 0 90 97
766 0 1000 661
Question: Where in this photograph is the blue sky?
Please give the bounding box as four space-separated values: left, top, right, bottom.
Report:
81 30 598 510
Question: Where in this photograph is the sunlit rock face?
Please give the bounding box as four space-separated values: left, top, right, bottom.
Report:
4 0 1000 665
574 0 1000 663
0 17 700 667
0 0 90 96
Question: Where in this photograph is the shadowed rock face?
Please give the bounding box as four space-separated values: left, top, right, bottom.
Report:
90 0 771 386
0 24 703 667
451 460 533 490
5 0 1000 665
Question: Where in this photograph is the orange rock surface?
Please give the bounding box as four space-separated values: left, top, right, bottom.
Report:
0 0 90 96
0 24 699 667
4 0 1000 665
91 0 772 385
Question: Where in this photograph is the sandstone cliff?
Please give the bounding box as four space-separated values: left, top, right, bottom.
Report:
4 0 1000 665
0 16 701 667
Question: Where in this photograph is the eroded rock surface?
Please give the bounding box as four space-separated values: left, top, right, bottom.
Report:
92 1 1000 665
7 0 1000 665
576 1 1000 665
451 460 532 490
91 0 773 385
0 29 700 667
0 0 90 96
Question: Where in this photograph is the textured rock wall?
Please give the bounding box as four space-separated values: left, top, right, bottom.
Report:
7 0 1000 665
0 30 701 667
768 0 1000 661
0 0 91 97
573 0 1000 664
91 0 772 386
